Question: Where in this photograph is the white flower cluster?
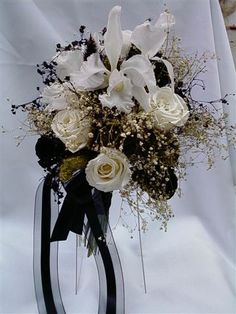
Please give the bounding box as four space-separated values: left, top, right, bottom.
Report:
39 6 190 193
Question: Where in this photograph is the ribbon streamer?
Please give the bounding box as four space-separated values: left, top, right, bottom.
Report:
33 175 66 314
33 172 125 314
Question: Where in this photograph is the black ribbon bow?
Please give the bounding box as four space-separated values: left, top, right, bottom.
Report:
51 171 112 242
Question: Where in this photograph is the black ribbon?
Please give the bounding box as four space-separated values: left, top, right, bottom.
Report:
50 172 111 241
33 174 65 314
41 175 58 314
51 171 117 314
34 171 124 314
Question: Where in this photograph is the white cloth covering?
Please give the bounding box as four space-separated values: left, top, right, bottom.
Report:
0 0 235 313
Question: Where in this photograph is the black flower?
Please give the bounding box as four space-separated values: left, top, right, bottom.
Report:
35 135 66 168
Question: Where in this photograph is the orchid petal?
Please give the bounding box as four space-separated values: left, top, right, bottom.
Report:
54 50 83 80
70 53 109 91
104 6 123 71
131 12 175 58
99 93 134 113
120 30 132 58
93 32 103 52
106 69 125 92
121 55 156 92
131 21 166 58
132 86 151 111
99 69 134 113
152 57 175 91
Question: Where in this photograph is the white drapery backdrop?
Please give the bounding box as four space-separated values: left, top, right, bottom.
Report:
0 0 236 313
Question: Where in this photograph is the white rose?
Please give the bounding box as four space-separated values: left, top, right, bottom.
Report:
41 83 67 111
51 109 90 153
150 87 189 130
85 148 131 192
54 50 83 80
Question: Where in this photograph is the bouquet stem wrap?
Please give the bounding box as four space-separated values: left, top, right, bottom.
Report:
33 172 125 314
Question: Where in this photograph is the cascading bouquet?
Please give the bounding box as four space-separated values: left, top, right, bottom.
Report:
12 5 235 314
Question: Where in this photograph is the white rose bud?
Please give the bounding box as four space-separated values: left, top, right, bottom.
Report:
150 87 189 130
51 109 90 153
85 148 131 192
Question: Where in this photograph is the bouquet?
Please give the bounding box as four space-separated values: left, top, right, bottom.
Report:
12 5 235 314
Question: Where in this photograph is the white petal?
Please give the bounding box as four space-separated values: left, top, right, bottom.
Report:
107 69 127 92
54 50 83 80
120 30 132 59
131 19 167 58
70 53 109 91
121 55 156 92
152 57 175 91
41 83 67 111
99 70 134 113
104 6 123 71
131 12 175 59
132 86 151 111
93 32 103 52
99 90 134 113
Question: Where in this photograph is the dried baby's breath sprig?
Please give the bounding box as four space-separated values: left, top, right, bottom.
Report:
120 185 174 232
27 107 54 134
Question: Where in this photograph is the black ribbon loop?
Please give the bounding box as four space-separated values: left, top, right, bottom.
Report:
51 171 117 313
34 171 125 314
33 174 66 314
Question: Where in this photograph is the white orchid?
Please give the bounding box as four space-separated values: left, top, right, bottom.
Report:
70 53 109 91
131 12 175 58
99 69 134 113
69 6 147 112
70 6 175 113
